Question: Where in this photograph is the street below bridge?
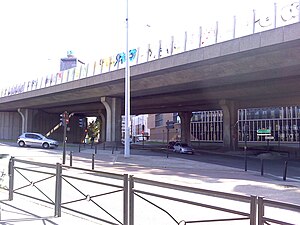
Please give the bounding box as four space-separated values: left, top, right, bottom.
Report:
132 144 300 182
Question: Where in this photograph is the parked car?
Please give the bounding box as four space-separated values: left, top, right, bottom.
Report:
167 141 177 149
173 142 194 154
121 138 133 145
17 132 59 149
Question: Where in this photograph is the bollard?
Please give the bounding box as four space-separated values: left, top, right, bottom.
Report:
94 144 97 154
70 151 73 167
79 143 81 152
244 146 248 171
92 153 95 170
260 159 264 176
283 160 288 181
103 142 106 150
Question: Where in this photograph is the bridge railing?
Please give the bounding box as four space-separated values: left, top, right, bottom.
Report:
1 1 299 98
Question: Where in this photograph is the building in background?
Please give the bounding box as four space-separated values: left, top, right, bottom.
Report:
147 106 300 144
121 114 150 142
60 50 85 71
147 113 180 143
131 114 149 142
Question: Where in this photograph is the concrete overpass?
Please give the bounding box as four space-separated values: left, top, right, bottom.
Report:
1 22 300 148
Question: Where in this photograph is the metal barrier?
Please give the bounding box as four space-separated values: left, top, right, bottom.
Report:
129 176 256 225
8 157 128 225
7 157 300 225
258 197 300 225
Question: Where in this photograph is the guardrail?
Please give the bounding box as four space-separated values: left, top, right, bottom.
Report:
1 1 299 98
7 157 300 224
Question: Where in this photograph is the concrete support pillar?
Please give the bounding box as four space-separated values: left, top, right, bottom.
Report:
178 112 193 145
219 100 238 150
98 112 106 143
17 108 38 133
100 97 122 144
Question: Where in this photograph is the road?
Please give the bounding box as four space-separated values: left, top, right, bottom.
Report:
130 144 300 182
2 141 300 182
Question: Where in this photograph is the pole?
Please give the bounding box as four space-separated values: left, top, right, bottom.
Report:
62 121 67 164
124 0 131 158
244 123 248 171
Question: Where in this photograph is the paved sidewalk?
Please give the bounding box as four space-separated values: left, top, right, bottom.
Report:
0 143 300 224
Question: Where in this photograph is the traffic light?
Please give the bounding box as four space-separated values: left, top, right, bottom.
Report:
79 118 84 128
60 111 69 126
60 113 65 126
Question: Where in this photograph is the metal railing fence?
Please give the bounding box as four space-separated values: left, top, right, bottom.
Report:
8 157 128 225
7 157 300 225
258 197 300 225
129 176 256 225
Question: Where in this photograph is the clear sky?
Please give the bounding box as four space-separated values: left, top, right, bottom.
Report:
0 0 286 89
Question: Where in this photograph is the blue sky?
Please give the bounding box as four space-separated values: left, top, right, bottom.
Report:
0 0 288 88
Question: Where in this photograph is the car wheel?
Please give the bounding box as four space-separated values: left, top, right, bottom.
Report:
42 142 50 149
18 141 25 147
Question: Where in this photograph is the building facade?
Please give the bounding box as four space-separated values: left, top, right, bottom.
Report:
147 106 300 143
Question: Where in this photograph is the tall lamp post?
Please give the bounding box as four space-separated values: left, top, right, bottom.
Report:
124 0 131 157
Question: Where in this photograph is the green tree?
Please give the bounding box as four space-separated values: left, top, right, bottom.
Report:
87 118 100 142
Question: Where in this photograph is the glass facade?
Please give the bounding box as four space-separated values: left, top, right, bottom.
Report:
191 110 223 142
190 106 300 143
238 106 300 142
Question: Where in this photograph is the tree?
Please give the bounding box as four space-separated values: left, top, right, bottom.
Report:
87 118 100 143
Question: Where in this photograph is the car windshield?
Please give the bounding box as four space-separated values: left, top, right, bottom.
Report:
181 143 188 147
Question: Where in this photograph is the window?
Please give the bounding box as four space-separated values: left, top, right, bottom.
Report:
155 114 163 127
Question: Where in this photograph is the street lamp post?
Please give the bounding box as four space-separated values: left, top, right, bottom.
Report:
124 0 130 158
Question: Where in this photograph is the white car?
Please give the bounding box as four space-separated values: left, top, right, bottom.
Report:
121 138 132 145
173 142 194 154
17 132 59 149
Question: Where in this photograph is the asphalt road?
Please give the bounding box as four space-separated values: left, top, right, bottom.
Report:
1 141 300 182
130 144 300 181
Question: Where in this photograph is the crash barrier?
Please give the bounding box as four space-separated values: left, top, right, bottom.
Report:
8 157 300 225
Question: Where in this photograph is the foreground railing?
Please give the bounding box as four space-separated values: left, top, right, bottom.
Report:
7 157 300 225
8 157 127 225
129 176 256 225
1 1 299 98
258 197 300 225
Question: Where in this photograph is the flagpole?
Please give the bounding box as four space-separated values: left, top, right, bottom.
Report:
124 0 130 157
